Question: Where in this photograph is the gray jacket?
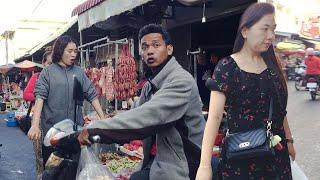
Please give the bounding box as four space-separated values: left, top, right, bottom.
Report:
88 57 205 180
35 63 98 134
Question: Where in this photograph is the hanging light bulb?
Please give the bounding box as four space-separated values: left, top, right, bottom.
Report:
202 1 206 23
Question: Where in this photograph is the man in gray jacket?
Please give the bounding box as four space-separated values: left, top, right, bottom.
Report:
78 24 206 180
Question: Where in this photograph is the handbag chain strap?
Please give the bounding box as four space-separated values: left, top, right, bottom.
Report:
266 98 273 137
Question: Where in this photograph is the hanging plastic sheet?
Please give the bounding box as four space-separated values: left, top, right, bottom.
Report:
291 160 308 180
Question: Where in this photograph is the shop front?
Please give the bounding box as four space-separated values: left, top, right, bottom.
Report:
163 0 256 109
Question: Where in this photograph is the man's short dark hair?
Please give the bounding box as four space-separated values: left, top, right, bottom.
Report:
138 24 172 45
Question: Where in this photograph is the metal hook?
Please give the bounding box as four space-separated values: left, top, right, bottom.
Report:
95 45 99 62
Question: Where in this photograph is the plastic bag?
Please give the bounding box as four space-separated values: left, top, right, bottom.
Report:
76 146 114 180
43 119 83 147
291 160 308 180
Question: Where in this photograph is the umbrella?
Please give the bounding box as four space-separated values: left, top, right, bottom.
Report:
0 64 15 74
14 60 43 69
276 42 305 50
282 49 305 55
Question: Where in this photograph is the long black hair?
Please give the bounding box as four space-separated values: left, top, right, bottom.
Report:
233 2 288 100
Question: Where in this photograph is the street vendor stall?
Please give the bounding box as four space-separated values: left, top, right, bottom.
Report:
0 60 43 113
77 35 142 179
10 60 43 110
275 41 307 65
79 36 137 114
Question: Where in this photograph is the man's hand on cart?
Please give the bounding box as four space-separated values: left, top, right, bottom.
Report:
77 128 92 146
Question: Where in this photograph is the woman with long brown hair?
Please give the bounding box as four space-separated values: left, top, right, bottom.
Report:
196 3 295 179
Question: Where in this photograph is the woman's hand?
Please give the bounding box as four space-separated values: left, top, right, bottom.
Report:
195 166 212 180
282 117 295 160
28 125 41 140
83 119 92 126
287 142 296 160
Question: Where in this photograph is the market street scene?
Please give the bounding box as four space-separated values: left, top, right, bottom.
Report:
0 0 319 180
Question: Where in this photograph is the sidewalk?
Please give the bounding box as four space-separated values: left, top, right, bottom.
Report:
0 112 35 180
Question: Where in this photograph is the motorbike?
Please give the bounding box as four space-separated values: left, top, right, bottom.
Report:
294 63 307 91
284 64 296 80
42 119 102 180
306 77 319 100
42 119 82 180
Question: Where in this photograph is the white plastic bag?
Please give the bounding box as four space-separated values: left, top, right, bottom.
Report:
76 146 114 180
291 160 308 180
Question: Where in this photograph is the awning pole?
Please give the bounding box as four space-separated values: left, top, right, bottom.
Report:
5 32 8 66
78 36 109 49
93 38 128 49
80 30 84 68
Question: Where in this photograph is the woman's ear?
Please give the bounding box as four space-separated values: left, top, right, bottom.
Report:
241 27 248 39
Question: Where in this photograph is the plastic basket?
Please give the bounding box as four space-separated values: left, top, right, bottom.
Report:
7 119 18 127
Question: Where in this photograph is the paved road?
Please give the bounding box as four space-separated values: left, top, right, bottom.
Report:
0 81 319 180
0 113 35 180
287 81 320 180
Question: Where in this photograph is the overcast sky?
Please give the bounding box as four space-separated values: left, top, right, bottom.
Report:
0 0 86 65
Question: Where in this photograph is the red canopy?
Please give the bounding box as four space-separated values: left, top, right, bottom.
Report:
14 60 43 69
282 49 305 55
71 0 104 16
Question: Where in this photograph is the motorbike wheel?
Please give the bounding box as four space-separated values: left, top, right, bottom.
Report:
295 79 303 91
311 92 316 100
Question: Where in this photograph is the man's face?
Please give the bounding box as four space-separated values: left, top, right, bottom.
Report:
140 33 173 68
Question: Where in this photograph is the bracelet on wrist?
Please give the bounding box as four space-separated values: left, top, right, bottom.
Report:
286 138 294 143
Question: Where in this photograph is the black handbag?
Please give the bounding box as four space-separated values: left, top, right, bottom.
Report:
223 98 275 161
17 101 33 135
